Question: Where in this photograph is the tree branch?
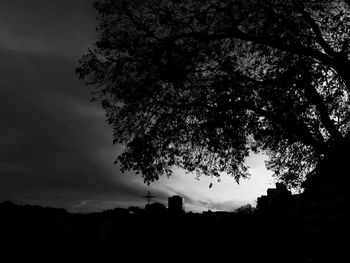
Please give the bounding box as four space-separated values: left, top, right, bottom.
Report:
161 94 328 154
301 78 343 141
170 30 336 70
245 104 327 153
299 9 337 57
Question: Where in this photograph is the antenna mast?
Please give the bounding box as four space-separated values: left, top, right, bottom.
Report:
142 191 155 206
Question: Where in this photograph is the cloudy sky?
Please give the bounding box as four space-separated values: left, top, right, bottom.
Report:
0 0 275 213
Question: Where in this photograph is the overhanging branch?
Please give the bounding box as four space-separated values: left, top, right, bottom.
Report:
245 104 327 153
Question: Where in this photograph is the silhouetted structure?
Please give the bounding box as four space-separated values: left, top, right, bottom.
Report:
257 183 292 215
168 195 184 214
145 202 167 214
256 169 350 262
142 191 155 206
298 162 350 262
0 198 314 262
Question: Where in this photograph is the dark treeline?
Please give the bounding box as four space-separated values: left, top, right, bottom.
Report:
0 200 305 262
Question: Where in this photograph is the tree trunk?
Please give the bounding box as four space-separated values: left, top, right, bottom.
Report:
333 57 350 93
305 137 350 261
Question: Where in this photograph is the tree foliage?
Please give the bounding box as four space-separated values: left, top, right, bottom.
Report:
77 0 350 187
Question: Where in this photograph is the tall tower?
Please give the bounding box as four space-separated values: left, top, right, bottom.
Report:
142 191 155 206
168 195 184 214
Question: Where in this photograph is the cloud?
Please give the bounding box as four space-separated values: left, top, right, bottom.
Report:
0 0 96 57
0 1 163 212
0 48 148 211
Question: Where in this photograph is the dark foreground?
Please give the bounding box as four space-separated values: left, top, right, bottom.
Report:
1 201 347 263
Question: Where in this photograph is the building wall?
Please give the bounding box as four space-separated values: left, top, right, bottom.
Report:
257 162 350 261
168 195 183 214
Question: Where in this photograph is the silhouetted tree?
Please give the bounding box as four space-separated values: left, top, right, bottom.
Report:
77 0 350 187
234 204 255 215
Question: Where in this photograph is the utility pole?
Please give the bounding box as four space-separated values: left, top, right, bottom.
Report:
142 191 155 206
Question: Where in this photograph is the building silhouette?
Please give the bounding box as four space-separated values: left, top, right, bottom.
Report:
257 182 292 215
168 195 184 214
256 172 350 262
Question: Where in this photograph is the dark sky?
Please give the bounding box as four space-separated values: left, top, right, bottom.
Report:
0 0 274 213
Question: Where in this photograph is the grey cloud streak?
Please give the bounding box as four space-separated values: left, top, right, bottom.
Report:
0 0 96 57
0 0 169 212
0 48 146 211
